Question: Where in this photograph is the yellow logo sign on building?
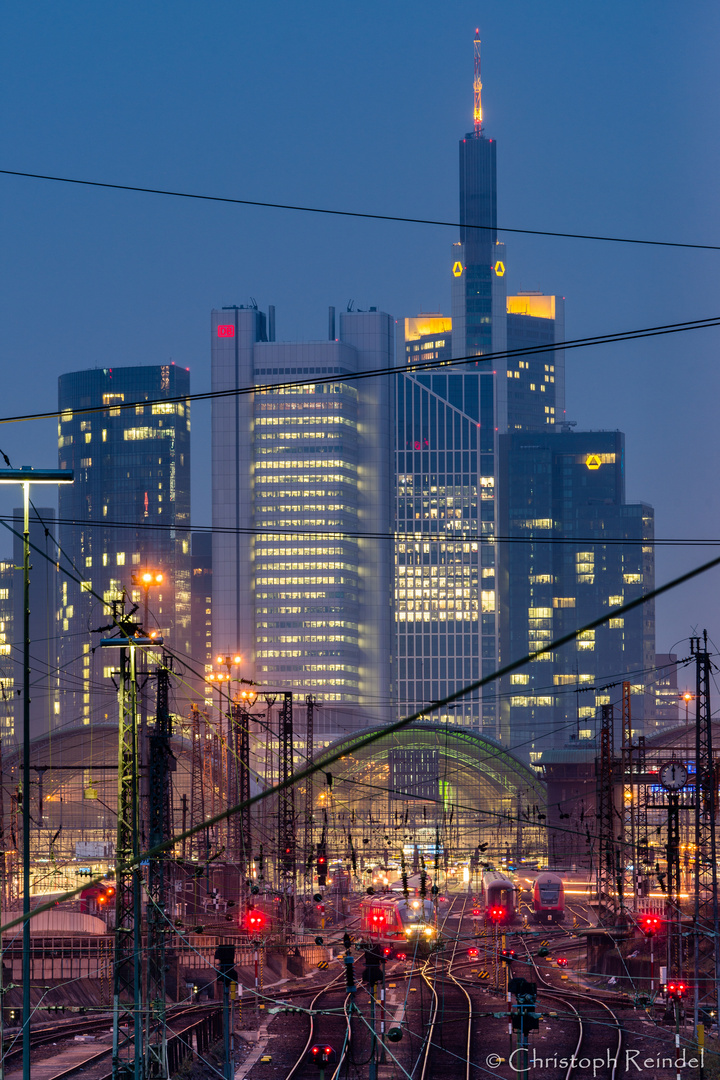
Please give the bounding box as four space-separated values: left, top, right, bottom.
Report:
494 261 505 276
586 454 602 470
452 261 464 277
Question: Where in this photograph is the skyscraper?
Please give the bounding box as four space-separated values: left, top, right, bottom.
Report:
396 38 507 733
58 365 191 725
497 429 655 762
211 305 394 738
506 293 565 431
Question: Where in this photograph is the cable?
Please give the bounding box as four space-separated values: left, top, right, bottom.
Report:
1 167 719 252
3 314 720 426
13 512 720 548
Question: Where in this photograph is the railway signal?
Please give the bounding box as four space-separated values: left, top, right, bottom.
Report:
500 948 516 964
468 947 479 959
556 958 568 968
309 1044 337 1066
667 981 687 999
245 908 267 934
640 914 661 936
488 906 505 923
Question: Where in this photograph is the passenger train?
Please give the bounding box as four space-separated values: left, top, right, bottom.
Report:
532 872 565 923
358 894 439 956
481 870 519 924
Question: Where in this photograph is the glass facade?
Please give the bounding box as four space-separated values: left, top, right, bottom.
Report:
506 293 566 431
211 307 394 737
58 365 191 725
498 430 655 763
396 123 507 734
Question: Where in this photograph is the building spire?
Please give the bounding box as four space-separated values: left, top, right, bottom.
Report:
473 31 483 136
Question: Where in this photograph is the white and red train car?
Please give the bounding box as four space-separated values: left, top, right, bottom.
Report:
533 872 565 923
358 894 438 956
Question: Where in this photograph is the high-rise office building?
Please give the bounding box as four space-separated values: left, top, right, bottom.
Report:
396 40 507 733
506 293 566 431
497 430 655 763
58 365 191 725
211 305 394 737
12 508 60 742
190 531 213 707
0 559 14 743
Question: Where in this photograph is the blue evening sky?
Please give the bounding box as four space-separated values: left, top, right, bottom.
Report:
1 0 718 658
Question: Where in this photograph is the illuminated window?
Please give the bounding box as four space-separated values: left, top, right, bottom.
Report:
85 557 92 568
84 432 92 443
116 552 125 566
578 707 595 719
608 618 624 628
553 675 576 685
553 597 575 608
511 674 529 685
609 595 623 606
528 607 552 618
623 573 643 584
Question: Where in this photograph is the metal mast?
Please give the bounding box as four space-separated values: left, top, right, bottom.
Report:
303 695 318 892
691 632 720 1030
620 682 635 912
278 693 295 928
596 704 617 924
145 656 173 1079
473 32 483 135
102 603 150 1080
189 704 208 863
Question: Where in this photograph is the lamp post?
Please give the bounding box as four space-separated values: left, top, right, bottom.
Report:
132 570 164 634
0 466 73 1080
679 692 694 730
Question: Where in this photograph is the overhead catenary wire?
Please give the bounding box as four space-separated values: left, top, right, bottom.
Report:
1 167 719 252
9 512 720 548
1 314 719 426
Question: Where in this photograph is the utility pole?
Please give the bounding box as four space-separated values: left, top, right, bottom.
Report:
691 633 720 1033
620 682 636 913
145 655 173 1079
596 704 617 925
303 695 319 899
100 602 160 1080
277 693 295 935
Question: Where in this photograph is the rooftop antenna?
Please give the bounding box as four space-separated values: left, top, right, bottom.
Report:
473 31 483 136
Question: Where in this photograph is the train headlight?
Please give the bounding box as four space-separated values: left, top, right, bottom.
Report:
424 927 433 936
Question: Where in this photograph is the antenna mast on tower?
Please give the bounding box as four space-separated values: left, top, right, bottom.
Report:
473 32 483 136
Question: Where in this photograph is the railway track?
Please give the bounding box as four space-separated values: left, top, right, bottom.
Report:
3 1005 222 1080
518 934 623 1080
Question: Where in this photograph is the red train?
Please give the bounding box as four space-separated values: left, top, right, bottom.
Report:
533 872 565 923
358 894 438 956
481 871 518 924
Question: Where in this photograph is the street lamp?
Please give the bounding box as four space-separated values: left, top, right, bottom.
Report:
679 692 694 729
132 569 164 633
0 466 73 1080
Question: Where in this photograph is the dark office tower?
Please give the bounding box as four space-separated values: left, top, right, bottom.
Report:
11 508 60 742
506 294 566 431
57 365 191 726
211 305 394 738
397 40 506 733
190 531 212 707
0 560 14 743
497 430 655 764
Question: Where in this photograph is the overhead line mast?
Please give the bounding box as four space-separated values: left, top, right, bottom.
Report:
473 32 483 136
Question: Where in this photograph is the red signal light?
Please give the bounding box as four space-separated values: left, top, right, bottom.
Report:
640 915 661 936
383 947 392 956
667 981 687 999
557 958 568 967
488 906 505 923
471 909 481 917
468 947 479 958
